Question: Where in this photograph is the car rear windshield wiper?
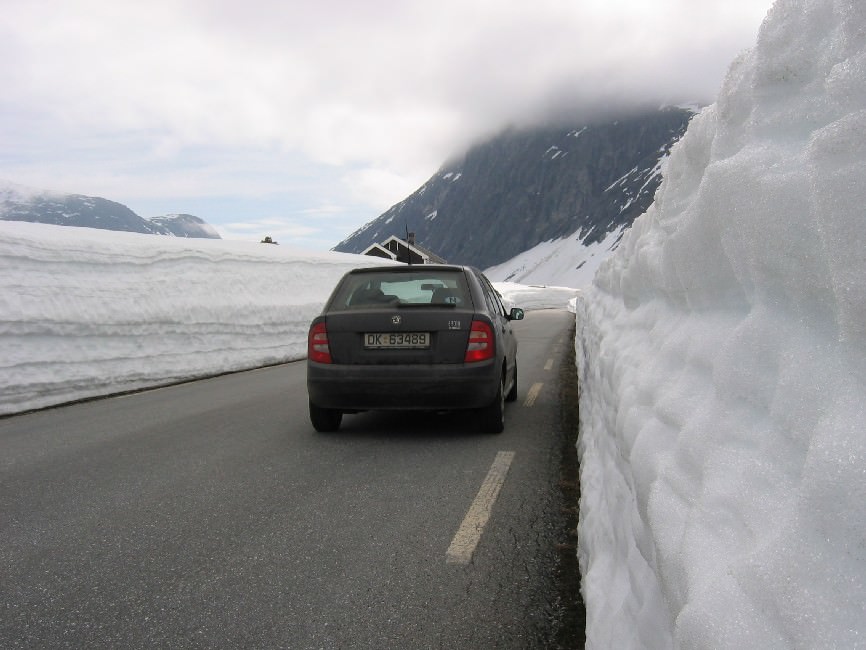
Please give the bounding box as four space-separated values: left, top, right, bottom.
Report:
397 302 458 308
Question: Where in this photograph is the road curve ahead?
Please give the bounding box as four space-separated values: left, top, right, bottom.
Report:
0 309 582 649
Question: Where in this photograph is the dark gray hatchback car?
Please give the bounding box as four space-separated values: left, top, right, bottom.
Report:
306 265 524 433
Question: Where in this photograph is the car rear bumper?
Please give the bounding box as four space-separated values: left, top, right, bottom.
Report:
307 360 499 411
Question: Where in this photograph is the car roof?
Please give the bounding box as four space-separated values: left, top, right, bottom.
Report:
348 264 474 274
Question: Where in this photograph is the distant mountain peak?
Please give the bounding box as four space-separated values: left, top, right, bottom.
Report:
0 181 220 239
147 214 221 239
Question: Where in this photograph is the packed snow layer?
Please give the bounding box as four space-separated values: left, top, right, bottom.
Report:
0 221 574 415
0 223 383 414
575 0 866 647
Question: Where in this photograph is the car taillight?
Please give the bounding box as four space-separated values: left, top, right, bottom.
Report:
308 322 332 364
464 320 495 363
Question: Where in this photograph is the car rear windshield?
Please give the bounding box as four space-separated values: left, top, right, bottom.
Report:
329 269 471 310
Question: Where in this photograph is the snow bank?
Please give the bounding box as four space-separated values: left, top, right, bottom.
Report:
0 221 571 415
0 222 391 414
493 281 580 312
575 0 866 647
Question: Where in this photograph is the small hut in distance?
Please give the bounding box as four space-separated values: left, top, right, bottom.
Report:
361 233 446 265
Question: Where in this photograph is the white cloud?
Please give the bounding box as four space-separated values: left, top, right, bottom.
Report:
0 0 774 247
341 166 428 210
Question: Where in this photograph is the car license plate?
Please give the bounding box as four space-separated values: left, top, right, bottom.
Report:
364 332 430 349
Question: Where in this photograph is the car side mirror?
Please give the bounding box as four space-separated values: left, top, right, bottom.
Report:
508 307 525 321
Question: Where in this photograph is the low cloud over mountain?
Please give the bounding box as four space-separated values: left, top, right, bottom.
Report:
334 107 694 276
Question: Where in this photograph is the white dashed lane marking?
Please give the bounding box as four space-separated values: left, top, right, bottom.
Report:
446 451 515 565
523 382 543 407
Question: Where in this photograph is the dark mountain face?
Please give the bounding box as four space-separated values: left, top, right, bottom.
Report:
334 108 694 269
147 214 221 239
0 183 220 239
1 193 167 234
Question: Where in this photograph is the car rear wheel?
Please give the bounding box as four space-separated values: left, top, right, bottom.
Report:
478 373 505 434
309 401 342 432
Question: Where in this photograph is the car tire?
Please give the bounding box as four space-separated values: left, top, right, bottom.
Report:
505 364 518 402
309 400 342 432
478 374 505 434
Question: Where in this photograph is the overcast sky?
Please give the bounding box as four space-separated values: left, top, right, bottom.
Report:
0 0 773 249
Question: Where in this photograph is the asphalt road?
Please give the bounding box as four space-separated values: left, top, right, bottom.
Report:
0 309 582 649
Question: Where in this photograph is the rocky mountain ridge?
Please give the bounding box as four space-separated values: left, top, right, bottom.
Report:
0 180 220 239
334 107 695 271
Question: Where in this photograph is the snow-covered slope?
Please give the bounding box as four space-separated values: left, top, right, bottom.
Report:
485 226 625 289
575 0 866 647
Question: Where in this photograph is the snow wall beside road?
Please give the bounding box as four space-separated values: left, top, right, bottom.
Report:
574 0 866 648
